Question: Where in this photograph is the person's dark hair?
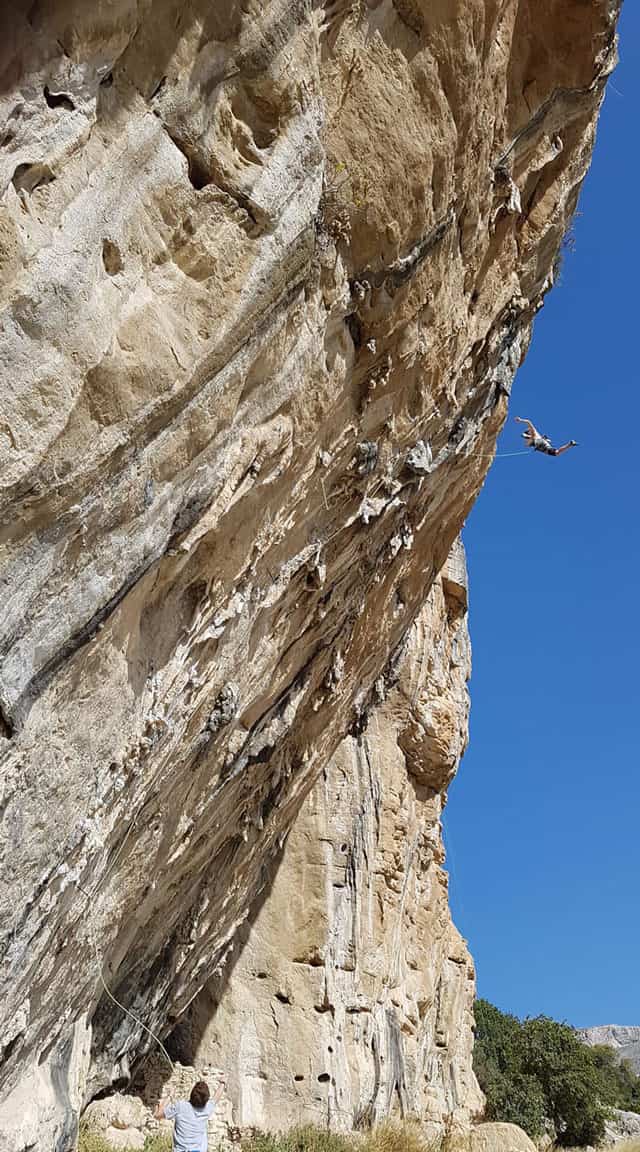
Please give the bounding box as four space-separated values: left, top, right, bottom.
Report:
190 1080 210 1109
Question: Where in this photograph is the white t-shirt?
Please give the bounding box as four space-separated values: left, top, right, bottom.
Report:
164 1098 216 1152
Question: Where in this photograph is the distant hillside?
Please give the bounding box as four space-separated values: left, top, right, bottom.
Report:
580 1027 640 1074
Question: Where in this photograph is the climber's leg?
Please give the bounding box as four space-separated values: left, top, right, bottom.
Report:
549 440 578 457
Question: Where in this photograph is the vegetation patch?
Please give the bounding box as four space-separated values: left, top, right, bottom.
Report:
240 1122 442 1152
474 999 640 1147
77 1124 172 1152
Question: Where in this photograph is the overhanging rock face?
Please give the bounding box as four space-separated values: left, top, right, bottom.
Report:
0 2 620 1148
173 548 482 1134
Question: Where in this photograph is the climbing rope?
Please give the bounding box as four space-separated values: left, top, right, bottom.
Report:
90 920 175 1076
75 864 175 1075
471 449 532 459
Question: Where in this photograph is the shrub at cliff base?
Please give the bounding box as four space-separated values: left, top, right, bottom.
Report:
241 1122 437 1152
473 1000 640 1147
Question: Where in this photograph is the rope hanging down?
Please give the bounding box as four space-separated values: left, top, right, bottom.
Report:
92 927 175 1076
75 878 175 1075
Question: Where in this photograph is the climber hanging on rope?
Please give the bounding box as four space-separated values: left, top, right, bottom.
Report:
514 416 578 457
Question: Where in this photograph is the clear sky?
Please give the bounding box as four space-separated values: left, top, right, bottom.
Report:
445 3 639 1029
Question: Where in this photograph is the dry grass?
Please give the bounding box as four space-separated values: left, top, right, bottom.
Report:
553 1144 640 1152
359 1120 440 1152
241 1128 354 1152
241 1121 447 1152
78 1120 459 1152
597 1145 640 1152
77 1124 172 1152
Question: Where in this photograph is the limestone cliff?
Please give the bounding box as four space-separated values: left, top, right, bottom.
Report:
173 542 482 1135
0 1 620 1149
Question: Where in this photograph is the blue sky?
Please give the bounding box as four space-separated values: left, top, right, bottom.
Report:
445 4 639 1028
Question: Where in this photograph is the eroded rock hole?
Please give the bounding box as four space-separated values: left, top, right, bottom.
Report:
12 162 54 194
346 312 363 349
317 1073 331 1083
44 85 75 111
102 239 123 275
187 155 210 190
275 991 291 1004
0 703 15 740
0 1033 21 1067
294 1074 304 1082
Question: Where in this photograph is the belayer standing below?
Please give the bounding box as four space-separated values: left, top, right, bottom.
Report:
515 416 578 457
155 1078 225 1152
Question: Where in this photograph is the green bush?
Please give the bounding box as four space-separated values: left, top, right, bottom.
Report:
589 1045 640 1112
473 1000 640 1147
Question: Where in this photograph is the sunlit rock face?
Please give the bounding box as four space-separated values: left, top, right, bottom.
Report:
0 1 620 1148
174 543 483 1135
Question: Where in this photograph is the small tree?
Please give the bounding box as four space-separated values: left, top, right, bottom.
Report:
472 1001 640 1145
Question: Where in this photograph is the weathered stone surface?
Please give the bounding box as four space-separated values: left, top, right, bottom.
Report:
469 1122 538 1152
83 1091 148 1150
0 0 620 1148
603 1108 640 1146
170 554 480 1134
83 1092 150 1135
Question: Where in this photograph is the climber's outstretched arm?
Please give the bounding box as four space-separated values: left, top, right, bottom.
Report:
155 1098 170 1120
514 416 537 435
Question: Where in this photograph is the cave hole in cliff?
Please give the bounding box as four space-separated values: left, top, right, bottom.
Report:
294 1074 305 1082
12 162 54 195
275 991 291 1004
43 85 75 111
186 155 211 191
317 1073 331 1083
